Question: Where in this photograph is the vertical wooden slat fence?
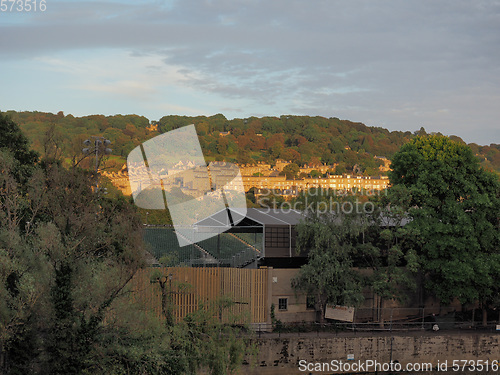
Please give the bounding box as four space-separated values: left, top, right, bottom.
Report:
128 267 268 324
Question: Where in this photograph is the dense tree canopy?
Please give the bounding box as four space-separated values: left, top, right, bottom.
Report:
280 163 300 179
291 203 365 323
291 192 419 324
6 110 500 175
9 110 499 175
0 117 254 374
389 135 500 324
292 135 499 325
0 112 39 181
0 150 146 374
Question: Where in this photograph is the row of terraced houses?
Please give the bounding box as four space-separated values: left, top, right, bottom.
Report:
103 159 390 197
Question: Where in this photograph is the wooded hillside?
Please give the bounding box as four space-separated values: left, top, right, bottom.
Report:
5 110 499 174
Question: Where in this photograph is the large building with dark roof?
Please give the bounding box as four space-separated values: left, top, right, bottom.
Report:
143 207 409 269
194 208 308 267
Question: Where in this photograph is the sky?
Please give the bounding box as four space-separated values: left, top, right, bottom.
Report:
1 0 499 145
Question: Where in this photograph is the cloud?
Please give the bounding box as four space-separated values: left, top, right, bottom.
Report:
0 0 499 143
34 50 189 99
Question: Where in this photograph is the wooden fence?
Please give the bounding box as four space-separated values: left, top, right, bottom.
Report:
128 267 269 324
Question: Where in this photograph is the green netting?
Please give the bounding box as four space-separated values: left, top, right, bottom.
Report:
233 233 263 252
195 233 258 260
143 227 202 266
143 227 261 267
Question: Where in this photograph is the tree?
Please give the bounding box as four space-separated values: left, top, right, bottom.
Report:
334 163 347 175
0 121 141 373
310 170 321 178
389 135 500 326
42 124 64 162
267 142 283 160
0 153 44 374
280 163 300 179
216 137 229 154
0 112 39 181
150 269 256 375
357 193 419 326
257 189 286 209
292 199 365 322
280 148 301 163
0 119 255 374
236 150 253 165
0 158 145 374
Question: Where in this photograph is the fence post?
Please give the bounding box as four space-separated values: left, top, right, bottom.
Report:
421 307 425 330
390 308 393 332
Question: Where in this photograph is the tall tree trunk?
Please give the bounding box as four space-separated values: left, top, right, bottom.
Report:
379 297 385 328
0 342 4 375
417 270 424 307
482 306 488 327
318 303 326 324
159 277 174 327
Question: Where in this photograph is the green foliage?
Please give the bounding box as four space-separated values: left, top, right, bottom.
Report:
180 297 256 375
256 189 286 208
389 135 500 309
0 112 39 181
292 189 421 324
292 198 366 322
8 111 500 176
137 207 173 225
334 162 347 175
356 197 420 316
151 271 256 375
269 303 283 332
0 154 148 374
280 163 300 179
47 263 83 374
0 118 254 374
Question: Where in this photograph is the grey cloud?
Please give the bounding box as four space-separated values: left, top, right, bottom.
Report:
0 0 499 143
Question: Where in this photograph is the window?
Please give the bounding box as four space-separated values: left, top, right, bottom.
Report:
278 298 288 311
266 227 289 248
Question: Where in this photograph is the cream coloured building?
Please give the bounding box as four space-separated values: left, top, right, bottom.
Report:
242 175 389 193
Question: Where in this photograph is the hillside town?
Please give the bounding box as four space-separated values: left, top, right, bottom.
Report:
102 158 391 197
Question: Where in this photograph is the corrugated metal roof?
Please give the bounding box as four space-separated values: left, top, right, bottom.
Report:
194 208 304 228
194 208 247 228
245 208 304 226
194 207 409 228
